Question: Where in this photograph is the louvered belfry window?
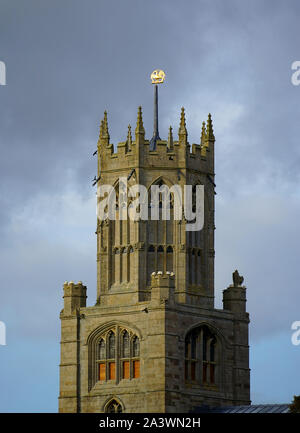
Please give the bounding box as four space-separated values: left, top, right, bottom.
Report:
184 325 218 387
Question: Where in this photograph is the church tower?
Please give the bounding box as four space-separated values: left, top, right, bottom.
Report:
58 73 250 413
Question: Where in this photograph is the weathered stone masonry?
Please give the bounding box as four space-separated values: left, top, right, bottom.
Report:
59 106 250 413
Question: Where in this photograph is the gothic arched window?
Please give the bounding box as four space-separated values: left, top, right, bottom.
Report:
106 399 122 413
93 326 140 387
166 245 173 273
146 179 176 283
147 245 155 280
185 325 218 387
157 245 164 272
189 248 202 287
108 180 136 288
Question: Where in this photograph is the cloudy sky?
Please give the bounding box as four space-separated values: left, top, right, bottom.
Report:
0 0 300 412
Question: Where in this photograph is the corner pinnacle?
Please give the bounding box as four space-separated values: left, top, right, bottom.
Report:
135 106 145 135
178 107 187 138
126 124 132 150
102 111 110 140
201 121 207 145
99 119 104 140
168 125 174 150
206 113 215 141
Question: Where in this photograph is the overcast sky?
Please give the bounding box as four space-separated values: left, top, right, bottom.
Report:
0 0 300 411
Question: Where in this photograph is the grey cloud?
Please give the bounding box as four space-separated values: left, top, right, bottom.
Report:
1 0 300 408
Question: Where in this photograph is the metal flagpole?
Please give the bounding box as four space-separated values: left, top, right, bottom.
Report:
149 69 165 151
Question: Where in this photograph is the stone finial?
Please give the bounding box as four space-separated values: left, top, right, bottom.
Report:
135 106 145 136
98 119 104 140
126 124 132 151
201 121 207 146
178 107 187 138
206 113 215 141
232 269 244 287
167 126 174 150
102 111 110 140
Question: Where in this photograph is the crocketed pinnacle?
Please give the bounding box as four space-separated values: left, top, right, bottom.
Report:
201 121 207 145
168 125 174 150
206 113 215 141
99 119 104 140
135 106 145 135
102 111 110 140
126 124 132 149
178 107 187 137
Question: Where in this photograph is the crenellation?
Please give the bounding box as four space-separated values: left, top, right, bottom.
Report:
97 107 214 174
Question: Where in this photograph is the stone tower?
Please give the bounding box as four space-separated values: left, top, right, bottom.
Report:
59 98 250 412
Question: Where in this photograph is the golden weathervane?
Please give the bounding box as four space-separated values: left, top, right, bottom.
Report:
149 69 165 150
150 69 166 84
